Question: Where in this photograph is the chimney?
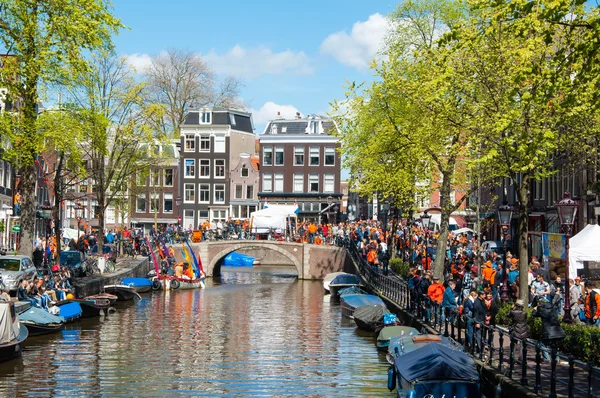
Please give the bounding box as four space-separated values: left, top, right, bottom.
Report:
277 111 280 116
296 111 301 119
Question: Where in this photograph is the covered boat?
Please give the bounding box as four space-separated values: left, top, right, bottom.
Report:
18 305 64 336
377 325 418 351
104 285 141 301
222 252 260 267
86 293 118 306
340 294 385 318
353 304 390 333
0 301 28 362
329 274 361 298
53 301 83 322
323 272 346 294
153 274 206 290
121 277 153 293
387 334 482 397
338 286 367 297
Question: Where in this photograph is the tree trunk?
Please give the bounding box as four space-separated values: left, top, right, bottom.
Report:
97 189 105 249
433 171 453 280
17 164 36 256
518 177 531 303
53 153 64 265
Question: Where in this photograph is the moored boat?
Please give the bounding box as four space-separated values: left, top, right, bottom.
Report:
103 285 141 301
0 301 28 362
121 277 153 293
338 286 367 297
353 304 390 333
55 299 106 318
86 293 118 306
153 274 206 290
377 325 418 351
52 301 83 323
323 272 346 294
17 304 64 336
340 294 385 319
329 274 362 298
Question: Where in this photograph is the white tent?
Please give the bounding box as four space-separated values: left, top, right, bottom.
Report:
568 224 600 278
250 205 298 234
62 227 83 241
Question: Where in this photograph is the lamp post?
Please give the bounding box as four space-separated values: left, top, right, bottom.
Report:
420 211 431 270
498 203 514 301
175 197 182 231
556 191 579 323
327 195 333 224
40 202 53 267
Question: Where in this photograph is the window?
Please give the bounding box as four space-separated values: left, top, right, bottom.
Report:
79 183 88 193
235 184 243 199
215 159 225 178
212 210 226 222
275 147 284 166
199 210 209 219
263 173 272 192
274 173 284 192
164 169 173 187
136 172 145 186
201 112 211 124
183 209 194 230
199 183 210 203
199 159 210 178
246 185 254 200
232 206 240 218
263 147 273 166
294 147 304 166
163 193 173 213
309 147 319 166
294 174 304 192
184 135 195 152
229 113 236 126
271 124 278 134
324 174 335 193
200 135 210 151
150 193 159 212
240 205 248 218
309 174 319 192
241 166 249 177
214 184 225 203
5 164 9 188
184 159 195 178
136 194 146 213
214 136 226 153
325 147 335 166
248 205 256 214
152 170 161 186
184 183 195 203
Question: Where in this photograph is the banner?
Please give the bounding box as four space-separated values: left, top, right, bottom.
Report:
542 232 566 280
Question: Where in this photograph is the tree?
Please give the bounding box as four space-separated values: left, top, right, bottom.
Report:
0 0 122 256
144 49 244 138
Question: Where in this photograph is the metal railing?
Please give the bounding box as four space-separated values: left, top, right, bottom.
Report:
345 239 600 398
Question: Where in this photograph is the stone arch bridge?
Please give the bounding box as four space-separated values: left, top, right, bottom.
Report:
187 241 352 279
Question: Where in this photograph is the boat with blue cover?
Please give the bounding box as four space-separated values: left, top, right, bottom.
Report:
121 277 153 293
53 301 83 322
340 294 385 318
323 272 346 294
0 301 28 363
17 304 64 336
329 274 362 298
222 252 260 267
377 325 418 351
386 332 483 397
338 286 367 297
353 304 392 333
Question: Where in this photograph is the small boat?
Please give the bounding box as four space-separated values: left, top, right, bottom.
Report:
340 294 385 319
329 274 362 298
71 298 110 317
0 301 28 362
121 277 153 293
386 333 483 397
103 285 142 301
17 304 64 336
53 301 83 323
353 304 390 333
377 325 418 351
323 272 346 294
54 300 98 320
222 252 260 267
86 293 118 306
152 274 206 290
338 286 367 297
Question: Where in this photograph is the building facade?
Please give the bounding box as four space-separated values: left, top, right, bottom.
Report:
179 108 255 229
229 153 259 220
259 114 342 223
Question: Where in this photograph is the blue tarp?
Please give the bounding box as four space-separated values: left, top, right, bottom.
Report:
223 252 256 267
19 306 64 325
122 277 153 287
57 302 82 321
338 286 367 297
330 274 361 286
341 294 385 310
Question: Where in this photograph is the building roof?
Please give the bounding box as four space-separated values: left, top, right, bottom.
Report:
182 109 254 134
250 155 259 171
262 114 337 136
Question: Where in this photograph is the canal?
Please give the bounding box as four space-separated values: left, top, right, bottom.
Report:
0 267 392 397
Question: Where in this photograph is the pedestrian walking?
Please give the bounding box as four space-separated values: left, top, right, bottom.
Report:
509 299 529 361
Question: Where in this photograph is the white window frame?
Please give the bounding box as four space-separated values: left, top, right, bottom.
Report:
214 159 226 179
214 184 225 204
246 185 254 200
309 174 319 192
263 146 273 166
136 194 146 213
184 159 195 179
163 193 173 214
263 173 272 192
275 146 284 166
241 166 249 178
200 135 210 152
150 193 159 213
183 209 195 230
214 135 226 153
235 184 243 199
184 183 195 203
199 159 210 178
229 113 236 126
184 135 195 152
294 146 304 166
274 173 284 192
164 169 174 187
324 147 335 166
324 174 335 193
199 183 210 203
293 173 304 193
309 147 319 166
201 111 211 124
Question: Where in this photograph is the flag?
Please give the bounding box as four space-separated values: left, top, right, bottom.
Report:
147 238 159 275
197 250 205 276
185 239 200 278
181 242 192 269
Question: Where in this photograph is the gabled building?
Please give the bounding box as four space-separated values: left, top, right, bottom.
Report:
229 153 259 219
179 108 255 228
259 113 342 223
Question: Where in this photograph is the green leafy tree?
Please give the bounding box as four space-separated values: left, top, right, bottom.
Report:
0 0 122 255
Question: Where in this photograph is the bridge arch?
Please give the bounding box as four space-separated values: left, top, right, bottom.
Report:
207 242 302 277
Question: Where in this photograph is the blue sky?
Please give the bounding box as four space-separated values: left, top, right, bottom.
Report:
112 0 397 133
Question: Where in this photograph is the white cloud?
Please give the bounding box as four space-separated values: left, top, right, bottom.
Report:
204 45 313 78
251 101 300 128
124 53 152 73
320 13 392 70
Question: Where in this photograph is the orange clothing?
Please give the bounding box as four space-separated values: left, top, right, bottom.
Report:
308 224 318 234
428 283 444 303
482 265 496 284
184 267 194 279
585 291 600 319
367 249 377 263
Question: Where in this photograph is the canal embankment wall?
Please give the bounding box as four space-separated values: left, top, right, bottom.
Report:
72 256 151 298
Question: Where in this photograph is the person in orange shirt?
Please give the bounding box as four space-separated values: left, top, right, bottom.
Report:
584 282 600 326
428 276 445 304
482 261 496 284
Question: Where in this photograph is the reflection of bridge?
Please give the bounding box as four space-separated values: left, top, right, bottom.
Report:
191 241 352 279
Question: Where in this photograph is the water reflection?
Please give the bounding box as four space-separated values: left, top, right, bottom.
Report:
0 267 391 396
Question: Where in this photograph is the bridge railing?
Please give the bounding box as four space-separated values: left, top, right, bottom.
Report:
344 239 600 398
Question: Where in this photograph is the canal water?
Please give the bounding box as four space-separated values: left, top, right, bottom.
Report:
0 267 393 397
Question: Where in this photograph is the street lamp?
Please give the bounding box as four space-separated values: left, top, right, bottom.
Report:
327 195 333 225
175 197 182 231
498 202 514 301
556 191 579 323
420 211 431 270
74 201 84 232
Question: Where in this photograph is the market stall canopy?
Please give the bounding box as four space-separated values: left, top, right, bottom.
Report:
451 227 475 236
250 205 299 233
63 228 83 241
568 224 600 278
